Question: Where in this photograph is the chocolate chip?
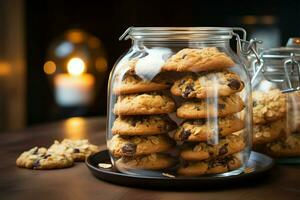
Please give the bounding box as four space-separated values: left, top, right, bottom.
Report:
182 84 194 98
32 159 40 169
43 154 51 159
253 100 257 107
227 79 241 90
180 130 191 141
194 105 201 111
219 144 228 155
121 143 137 156
182 54 187 59
73 148 80 153
218 103 226 109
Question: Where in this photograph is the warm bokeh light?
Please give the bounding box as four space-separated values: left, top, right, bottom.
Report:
0 62 11 76
67 57 86 76
63 117 87 139
43 60 56 75
95 57 108 72
67 30 84 43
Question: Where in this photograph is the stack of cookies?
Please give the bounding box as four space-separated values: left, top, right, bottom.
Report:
109 71 178 171
253 89 300 157
161 47 247 176
252 89 286 148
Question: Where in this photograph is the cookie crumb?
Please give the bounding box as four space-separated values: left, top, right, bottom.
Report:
162 172 175 178
243 167 254 173
98 163 112 169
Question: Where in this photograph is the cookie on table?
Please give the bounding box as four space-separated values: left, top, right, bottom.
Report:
108 134 175 157
113 73 173 95
253 89 286 125
177 94 245 119
173 116 244 142
115 153 176 170
162 47 235 72
16 147 74 169
264 134 300 157
177 155 242 176
112 115 177 136
48 139 100 162
253 120 284 145
180 135 245 161
171 70 244 99
113 93 176 115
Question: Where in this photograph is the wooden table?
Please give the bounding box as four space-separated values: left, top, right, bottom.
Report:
1 117 300 200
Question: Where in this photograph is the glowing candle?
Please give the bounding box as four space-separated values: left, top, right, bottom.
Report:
54 58 95 107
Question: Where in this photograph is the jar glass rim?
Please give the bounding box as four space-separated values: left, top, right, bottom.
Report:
120 27 235 41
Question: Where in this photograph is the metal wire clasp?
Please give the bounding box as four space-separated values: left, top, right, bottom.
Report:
282 53 300 93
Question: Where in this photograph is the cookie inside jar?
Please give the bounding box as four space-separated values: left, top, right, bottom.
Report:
107 27 252 177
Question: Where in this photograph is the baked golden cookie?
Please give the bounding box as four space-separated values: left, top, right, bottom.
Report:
264 134 300 157
113 73 172 95
115 153 176 170
16 147 74 169
180 135 245 161
113 93 176 115
173 116 244 142
111 115 177 135
177 94 245 119
107 134 175 157
162 47 235 72
48 139 100 162
253 89 286 125
177 155 242 176
171 71 244 99
253 120 284 145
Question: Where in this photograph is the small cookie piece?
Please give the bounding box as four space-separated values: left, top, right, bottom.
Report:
177 155 241 176
112 115 177 135
180 135 245 161
108 135 175 157
113 73 172 95
174 116 244 142
115 153 176 170
114 93 176 115
177 94 245 119
253 89 286 125
162 47 235 72
16 147 74 169
48 139 100 162
264 134 300 157
253 120 284 145
171 71 244 99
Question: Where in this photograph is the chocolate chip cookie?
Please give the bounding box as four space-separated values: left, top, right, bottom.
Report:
177 155 242 176
173 116 244 142
112 115 177 135
162 47 235 72
48 139 100 161
113 73 172 95
253 120 284 145
264 134 300 157
16 147 74 169
108 134 175 157
113 93 176 115
253 89 286 125
171 71 244 99
177 94 245 119
180 135 245 161
115 153 176 170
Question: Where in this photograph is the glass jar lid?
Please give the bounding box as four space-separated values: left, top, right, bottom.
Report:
119 27 236 41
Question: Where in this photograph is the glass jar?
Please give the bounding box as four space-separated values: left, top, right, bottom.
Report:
107 27 253 177
250 46 300 159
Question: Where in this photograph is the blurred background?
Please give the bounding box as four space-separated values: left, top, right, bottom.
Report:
0 0 299 131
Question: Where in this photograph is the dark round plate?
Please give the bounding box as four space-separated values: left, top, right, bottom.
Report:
86 150 274 189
